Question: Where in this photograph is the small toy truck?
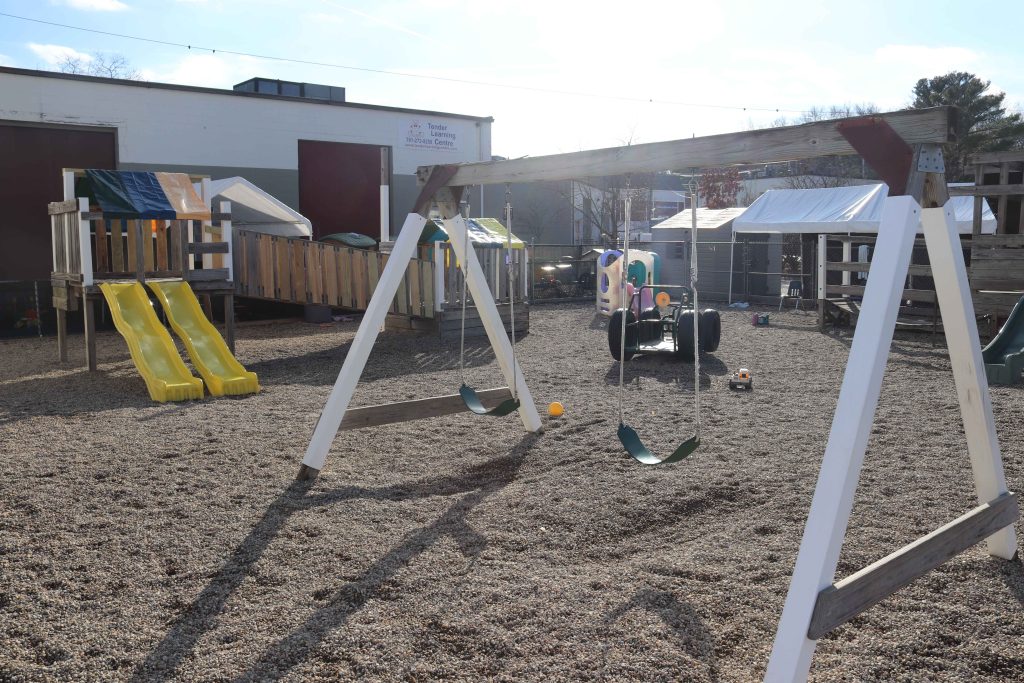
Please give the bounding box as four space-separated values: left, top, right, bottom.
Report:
729 368 752 391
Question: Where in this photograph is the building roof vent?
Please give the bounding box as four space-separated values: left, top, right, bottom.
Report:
233 78 345 103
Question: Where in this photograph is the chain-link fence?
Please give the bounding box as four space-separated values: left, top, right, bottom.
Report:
527 238 815 305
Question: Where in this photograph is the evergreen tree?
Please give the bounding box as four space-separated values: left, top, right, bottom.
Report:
911 72 1024 181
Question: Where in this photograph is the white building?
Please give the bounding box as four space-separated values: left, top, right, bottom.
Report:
0 67 493 282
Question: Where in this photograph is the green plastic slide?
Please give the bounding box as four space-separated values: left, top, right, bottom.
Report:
982 295 1024 385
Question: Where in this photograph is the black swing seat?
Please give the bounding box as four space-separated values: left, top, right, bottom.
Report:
460 383 521 417
618 423 700 465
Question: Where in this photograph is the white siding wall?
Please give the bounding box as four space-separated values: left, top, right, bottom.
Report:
0 71 490 173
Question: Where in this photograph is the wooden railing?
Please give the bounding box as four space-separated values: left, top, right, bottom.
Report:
427 241 529 309
817 233 973 305
49 198 232 286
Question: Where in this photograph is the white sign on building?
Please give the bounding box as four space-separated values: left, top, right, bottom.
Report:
402 119 460 152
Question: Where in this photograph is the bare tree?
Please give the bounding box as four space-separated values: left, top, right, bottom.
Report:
58 52 141 80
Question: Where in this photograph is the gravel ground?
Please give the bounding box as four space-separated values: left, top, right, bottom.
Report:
0 304 1022 682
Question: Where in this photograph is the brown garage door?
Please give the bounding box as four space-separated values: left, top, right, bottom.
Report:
0 124 117 282
298 140 387 241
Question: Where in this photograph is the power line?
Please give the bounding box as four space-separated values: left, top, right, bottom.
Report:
0 10 810 114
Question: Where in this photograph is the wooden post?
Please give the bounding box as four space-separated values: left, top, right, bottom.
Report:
972 163 983 236
56 305 68 363
816 234 827 330
220 201 233 282
997 162 1009 234
433 242 445 311
78 198 93 287
224 292 235 354
135 220 146 283
380 147 391 242
841 240 852 286
765 196 920 682
83 291 97 372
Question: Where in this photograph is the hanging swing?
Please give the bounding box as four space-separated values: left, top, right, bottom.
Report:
458 186 521 417
616 184 701 465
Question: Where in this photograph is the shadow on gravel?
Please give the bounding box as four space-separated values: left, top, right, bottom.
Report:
605 588 718 679
999 556 1024 608
0 369 157 425
244 337 509 387
602 354 729 390
131 434 539 682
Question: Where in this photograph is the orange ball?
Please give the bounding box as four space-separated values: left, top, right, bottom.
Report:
548 402 564 417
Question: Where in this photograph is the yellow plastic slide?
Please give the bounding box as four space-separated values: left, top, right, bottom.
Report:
147 281 260 397
98 283 204 402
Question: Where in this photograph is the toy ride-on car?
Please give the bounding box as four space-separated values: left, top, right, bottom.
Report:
608 284 721 362
729 368 753 390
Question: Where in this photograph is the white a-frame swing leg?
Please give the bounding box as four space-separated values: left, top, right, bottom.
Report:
765 197 1018 682
300 213 542 479
443 215 542 433
922 205 1016 558
300 212 429 476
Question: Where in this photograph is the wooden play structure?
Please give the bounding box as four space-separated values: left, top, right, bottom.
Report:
298 107 1018 682
50 171 236 369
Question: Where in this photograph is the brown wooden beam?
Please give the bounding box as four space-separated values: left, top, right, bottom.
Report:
48 200 78 215
970 151 1024 165
808 492 1018 639
188 241 230 255
426 107 953 188
340 388 512 431
185 268 231 281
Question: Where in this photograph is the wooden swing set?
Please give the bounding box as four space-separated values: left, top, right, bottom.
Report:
298 106 1018 682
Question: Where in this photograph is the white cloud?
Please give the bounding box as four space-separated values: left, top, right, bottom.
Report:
28 43 94 66
140 53 260 89
0 54 13 67
874 45 981 74
62 0 130 10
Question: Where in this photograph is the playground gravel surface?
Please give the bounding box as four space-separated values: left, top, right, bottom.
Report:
1 304 1022 682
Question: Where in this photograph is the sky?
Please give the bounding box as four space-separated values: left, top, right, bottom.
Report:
1 0 1022 159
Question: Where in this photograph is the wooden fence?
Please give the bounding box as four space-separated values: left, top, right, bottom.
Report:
233 229 435 318
970 234 1024 320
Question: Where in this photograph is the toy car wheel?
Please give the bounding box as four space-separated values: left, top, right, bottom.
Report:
699 309 722 352
673 309 696 361
608 309 638 361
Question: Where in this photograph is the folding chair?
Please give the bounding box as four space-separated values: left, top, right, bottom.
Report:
779 279 804 311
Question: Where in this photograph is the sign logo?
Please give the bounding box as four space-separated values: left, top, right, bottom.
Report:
403 119 459 152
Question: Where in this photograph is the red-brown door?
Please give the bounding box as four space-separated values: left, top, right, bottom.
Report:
298 140 387 241
0 124 117 281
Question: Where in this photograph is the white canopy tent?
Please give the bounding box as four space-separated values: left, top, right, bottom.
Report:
725 184 996 302
195 177 313 238
732 183 995 234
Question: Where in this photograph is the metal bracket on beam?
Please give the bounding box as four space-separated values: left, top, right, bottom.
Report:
917 146 946 173
906 143 950 208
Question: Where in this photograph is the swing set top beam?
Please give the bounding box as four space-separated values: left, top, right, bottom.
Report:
419 106 955 188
